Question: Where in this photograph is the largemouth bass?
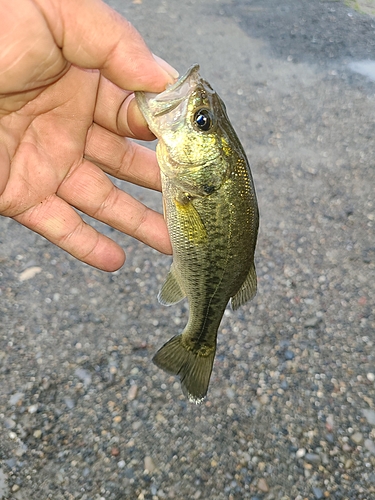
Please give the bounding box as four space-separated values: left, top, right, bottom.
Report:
135 65 259 403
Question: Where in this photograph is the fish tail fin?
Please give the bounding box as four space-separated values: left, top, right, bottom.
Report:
152 334 215 404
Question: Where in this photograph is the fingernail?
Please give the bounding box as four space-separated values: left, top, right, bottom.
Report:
153 54 179 80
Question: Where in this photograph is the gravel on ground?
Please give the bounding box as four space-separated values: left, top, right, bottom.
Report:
1 1 375 499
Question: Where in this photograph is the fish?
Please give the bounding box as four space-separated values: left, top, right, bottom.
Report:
135 65 259 403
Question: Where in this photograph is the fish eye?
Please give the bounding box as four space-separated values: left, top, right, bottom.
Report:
193 108 213 132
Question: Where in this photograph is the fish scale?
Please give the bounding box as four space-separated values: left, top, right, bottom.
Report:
135 65 259 403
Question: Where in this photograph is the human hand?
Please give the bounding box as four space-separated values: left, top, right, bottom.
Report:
0 0 176 271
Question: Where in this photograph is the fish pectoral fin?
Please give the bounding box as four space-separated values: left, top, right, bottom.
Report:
152 334 215 404
230 263 257 310
158 266 186 306
174 197 207 244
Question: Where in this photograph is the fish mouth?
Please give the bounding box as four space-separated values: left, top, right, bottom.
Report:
136 64 200 119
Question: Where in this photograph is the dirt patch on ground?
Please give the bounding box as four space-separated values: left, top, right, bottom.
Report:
347 0 375 16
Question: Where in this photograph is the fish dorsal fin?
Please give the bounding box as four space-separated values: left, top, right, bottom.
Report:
158 266 186 306
230 263 257 310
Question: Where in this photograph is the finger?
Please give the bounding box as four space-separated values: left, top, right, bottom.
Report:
0 144 10 196
93 75 155 139
84 123 161 191
13 194 126 271
0 1 67 96
36 0 178 92
57 159 172 255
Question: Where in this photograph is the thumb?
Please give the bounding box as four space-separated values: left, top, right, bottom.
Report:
35 0 178 92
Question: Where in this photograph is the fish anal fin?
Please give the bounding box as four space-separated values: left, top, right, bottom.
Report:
152 334 215 403
158 266 185 306
230 263 257 310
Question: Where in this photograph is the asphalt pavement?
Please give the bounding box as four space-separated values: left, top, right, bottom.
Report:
1 1 375 499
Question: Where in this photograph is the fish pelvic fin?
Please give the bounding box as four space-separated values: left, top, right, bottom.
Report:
158 265 186 306
230 263 257 310
152 334 216 404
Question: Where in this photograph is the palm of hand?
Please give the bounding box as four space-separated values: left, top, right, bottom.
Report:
0 0 173 271
1 65 104 257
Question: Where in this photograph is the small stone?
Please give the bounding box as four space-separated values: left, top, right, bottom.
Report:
118 460 126 469
296 448 306 458
345 459 353 469
12 485 20 492
257 478 269 493
362 409 375 425
113 415 122 424
325 433 334 444
28 404 38 414
226 388 235 399
364 439 375 455
4 418 16 429
351 432 363 445
111 447 120 457
15 446 27 458
312 487 323 499
325 414 334 432
33 429 42 439
257 461 266 471
304 317 322 328
55 473 64 485
109 365 117 375
284 349 295 360
19 266 42 281
304 453 321 465
144 456 156 473
367 373 375 382
342 443 352 452
259 394 269 405
64 397 75 410
74 368 92 387
150 484 158 496
128 385 138 401
9 393 24 406
155 412 167 424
